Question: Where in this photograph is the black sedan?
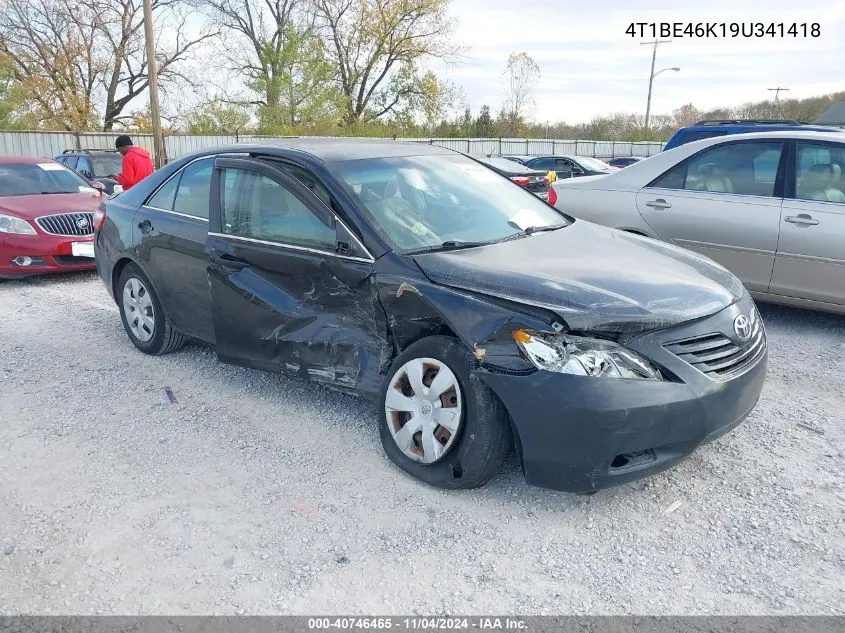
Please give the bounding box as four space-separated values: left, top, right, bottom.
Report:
93 139 767 493
524 155 613 179
473 155 549 199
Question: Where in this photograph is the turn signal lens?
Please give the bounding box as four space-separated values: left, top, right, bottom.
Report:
547 186 557 206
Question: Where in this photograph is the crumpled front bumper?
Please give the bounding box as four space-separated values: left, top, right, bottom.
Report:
478 295 768 493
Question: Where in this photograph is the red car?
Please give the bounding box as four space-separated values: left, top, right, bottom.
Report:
0 157 104 279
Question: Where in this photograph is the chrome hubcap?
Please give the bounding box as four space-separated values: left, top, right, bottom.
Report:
122 277 155 342
384 357 463 464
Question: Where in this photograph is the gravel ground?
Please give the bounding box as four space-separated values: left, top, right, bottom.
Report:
1 271 843 616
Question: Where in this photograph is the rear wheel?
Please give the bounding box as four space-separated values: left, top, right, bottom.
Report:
379 336 512 489
117 263 186 355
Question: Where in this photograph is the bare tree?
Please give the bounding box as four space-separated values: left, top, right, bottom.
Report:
94 0 217 130
0 0 214 130
0 0 102 129
501 51 540 136
313 0 460 124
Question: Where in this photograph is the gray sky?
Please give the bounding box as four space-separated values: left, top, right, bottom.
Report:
434 0 845 123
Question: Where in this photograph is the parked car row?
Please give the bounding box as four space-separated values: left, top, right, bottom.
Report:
9 125 839 494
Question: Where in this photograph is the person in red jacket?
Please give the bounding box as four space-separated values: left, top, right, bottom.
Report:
110 135 154 190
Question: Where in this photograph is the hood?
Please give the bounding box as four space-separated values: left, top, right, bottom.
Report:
413 220 744 335
0 192 102 219
127 146 152 160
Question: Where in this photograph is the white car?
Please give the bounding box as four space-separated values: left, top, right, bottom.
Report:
549 130 845 314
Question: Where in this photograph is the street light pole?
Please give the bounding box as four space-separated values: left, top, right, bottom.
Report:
142 0 165 169
642 39 672 131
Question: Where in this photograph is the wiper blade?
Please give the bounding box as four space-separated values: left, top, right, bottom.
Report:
521 223 567 234
404 240 491 255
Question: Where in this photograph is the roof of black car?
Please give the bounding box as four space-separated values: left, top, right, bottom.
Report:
206 138 455 163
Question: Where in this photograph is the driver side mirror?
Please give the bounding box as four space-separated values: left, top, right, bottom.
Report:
90 181 106 194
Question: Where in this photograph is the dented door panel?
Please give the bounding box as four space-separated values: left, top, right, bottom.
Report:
208 235 390 397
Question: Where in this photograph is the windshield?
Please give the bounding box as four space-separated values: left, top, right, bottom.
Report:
577 156 612 171
476 156 531 173
91 154 123 177
331 154 567 253
0 162 94 197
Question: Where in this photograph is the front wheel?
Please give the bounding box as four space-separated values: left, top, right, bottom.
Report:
379 336 512 489
117 263 186 355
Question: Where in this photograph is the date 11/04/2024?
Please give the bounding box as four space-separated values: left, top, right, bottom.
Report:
307 618 527 630
626 22 821 38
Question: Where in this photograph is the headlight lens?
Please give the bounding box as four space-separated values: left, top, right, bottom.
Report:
513 330 663 381
0 214 37 235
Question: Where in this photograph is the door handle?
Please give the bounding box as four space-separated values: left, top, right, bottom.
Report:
785 215 819 226
211 252 249 270
645 199 672 210
138 219 153 234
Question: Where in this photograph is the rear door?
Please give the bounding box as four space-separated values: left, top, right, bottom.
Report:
205 157 385 394
769 140 845 306
136 157 215 341
634 140 785 293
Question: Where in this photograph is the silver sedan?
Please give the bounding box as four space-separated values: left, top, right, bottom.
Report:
550 130 845 314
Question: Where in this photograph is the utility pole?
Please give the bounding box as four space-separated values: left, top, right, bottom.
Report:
142 0 166 169
767 86 790 118
642 39 672 131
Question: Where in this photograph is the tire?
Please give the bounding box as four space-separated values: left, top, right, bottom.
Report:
117 263 186 355
379 335 512 489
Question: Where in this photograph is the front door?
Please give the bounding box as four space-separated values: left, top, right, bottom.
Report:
770 140 845 306
635 140 785 293
206 157 387 396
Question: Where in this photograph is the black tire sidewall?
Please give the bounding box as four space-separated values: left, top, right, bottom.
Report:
117 263 168 355
378 335 511 489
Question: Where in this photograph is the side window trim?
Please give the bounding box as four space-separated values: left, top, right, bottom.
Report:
645 139 788 198
210 157 374 262
142 156 211 221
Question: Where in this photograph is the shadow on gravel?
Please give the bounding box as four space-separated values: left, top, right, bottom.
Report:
756 301 845 331
0 270 98 286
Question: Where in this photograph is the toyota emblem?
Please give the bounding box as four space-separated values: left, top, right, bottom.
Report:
76 216 90 229
733 314 752 342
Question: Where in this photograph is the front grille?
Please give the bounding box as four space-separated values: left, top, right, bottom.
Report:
664 313 765 379
36 213 94 236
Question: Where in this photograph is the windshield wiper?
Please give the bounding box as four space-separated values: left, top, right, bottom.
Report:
39 191 76 195
403 240 492 255
520 223 568 234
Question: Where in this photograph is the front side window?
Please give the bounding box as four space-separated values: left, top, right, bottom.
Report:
62 156 78 169
0 162 95 197
330 154 567 253
795 142 845 203
527 157 553 171
220 168 336 251
649 142 784 197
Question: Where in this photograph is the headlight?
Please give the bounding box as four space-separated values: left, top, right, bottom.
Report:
0 214 36 235
513 329 663 381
